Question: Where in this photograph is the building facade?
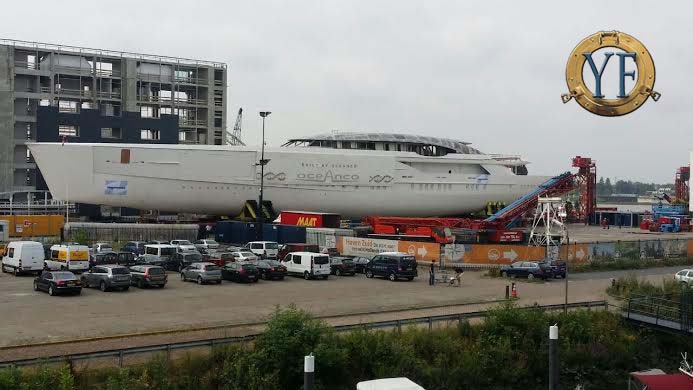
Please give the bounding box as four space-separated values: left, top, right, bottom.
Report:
0 39 228 198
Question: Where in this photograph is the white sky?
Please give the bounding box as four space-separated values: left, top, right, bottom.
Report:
6 0 691 182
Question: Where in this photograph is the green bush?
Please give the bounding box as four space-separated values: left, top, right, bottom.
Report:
607 274 684 299
4 304 693 389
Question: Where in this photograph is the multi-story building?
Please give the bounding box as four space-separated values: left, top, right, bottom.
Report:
0 39 228 200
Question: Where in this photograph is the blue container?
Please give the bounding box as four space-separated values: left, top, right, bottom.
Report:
278 224 307 244
262 224 280 242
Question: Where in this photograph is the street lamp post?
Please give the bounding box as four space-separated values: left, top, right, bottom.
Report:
257 111 271 240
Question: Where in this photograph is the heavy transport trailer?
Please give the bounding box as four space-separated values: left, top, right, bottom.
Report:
362 171 579 244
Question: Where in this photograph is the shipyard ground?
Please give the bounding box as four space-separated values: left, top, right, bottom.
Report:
0 265 683 362
563 224 693 242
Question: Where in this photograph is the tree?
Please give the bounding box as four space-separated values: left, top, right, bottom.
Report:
604 178 613 195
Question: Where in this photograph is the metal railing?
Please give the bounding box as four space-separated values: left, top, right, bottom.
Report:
1 38 225 68
179 118 207 127
0 300 607 368
625 296 683 327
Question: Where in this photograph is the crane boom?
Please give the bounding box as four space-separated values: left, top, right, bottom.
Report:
226 108 245 145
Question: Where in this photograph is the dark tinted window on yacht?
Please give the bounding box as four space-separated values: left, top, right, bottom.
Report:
341 142 352 149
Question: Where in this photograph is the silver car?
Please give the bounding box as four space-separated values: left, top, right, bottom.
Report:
81 264 131 292
180 262 222 284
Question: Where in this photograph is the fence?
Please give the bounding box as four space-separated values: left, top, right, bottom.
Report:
0 300 607 369
64 222 199 243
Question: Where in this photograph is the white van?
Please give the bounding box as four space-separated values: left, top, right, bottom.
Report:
46 244 90 272
1 241 45 275
246 241 279 259
144 244 177 259
281 251 331 280
356 378 425 390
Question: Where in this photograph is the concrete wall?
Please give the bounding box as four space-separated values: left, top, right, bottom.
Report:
0 46 14 192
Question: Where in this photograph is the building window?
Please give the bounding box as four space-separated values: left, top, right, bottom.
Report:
141 129 160 140
140 105 159 118
101 104 121 117
101 128 121 139
58 125 78 137
58 100 78 113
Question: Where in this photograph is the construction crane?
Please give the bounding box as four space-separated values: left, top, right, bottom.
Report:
226 108 245 145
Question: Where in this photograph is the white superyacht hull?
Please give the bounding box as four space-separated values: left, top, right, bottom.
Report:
28 142 549 218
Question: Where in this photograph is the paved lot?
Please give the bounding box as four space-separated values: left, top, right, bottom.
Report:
0 265 683 350
566 224 693 242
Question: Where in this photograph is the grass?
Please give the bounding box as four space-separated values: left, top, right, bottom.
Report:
606 274 685 300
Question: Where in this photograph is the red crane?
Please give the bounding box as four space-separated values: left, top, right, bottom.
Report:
571 156 596 224
675 166 690 203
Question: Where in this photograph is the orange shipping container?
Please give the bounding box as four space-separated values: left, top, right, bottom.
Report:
0 215 65 237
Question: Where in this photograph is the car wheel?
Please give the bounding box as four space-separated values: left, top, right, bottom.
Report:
217 280 222 284
389 273 396 282
13 267 18 277
100 281 107 292
253 278 259 283
366 270 374 278
279 276 285 280
261 273 267 280
501 271 507 278
75 289 81 296
81 277 89 288
122 286 129 291
48 285 55 296
335 269 341 276
407 277 414 281
197 276 203 285
304 271 311 280
180 273 186 281
527 273 534 280
322 275 329 280
33 281 38 291
138 280 145 289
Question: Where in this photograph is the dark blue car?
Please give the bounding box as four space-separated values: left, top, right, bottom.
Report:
500 261 551 280
365 252 418 281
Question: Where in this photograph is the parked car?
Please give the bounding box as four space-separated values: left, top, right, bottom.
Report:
143 244 177 261
278 243 319 260
89 251 119 268
255 260 288 280
675 269 693 286
34 271 82 296
180 262 222 284
281 252 331 280
222 262 260 283
246 241 280 259
365 252 418 282
194 239 220 251
92 242 113 254
122 241 147 256
1 241 45 276
116 251 138 267
81 265 132 291
350 256 371 274
206 251 236 267
230 251 259 262
329 256 356 276
136 254 167 267
164 251 203 272
541 260 566 279
500 261 552 280
170 239 198 253
129 265 167 288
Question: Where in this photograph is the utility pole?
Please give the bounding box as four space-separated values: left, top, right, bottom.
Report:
549 325 559 390
257 111 271 240
564 233 569 315
304 353 315 390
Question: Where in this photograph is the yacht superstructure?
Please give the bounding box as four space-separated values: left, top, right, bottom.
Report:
28 132 549 217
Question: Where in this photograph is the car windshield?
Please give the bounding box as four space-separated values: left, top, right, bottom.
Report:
314 256 329 265
342 259 353 264
147 267 165 275
331 259 343 265
52 272 76 280
220 253 234 260
185 253 202 261
111 268 130 275
240 252 255 257
160 248 176 256
265 243 279 249
400 256 416 267
206 240 218 245
204 265 220 271
242 264 257 270
177 240 192 245
265 260 281 266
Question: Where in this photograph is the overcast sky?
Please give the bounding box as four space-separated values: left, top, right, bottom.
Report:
6 0 691 182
